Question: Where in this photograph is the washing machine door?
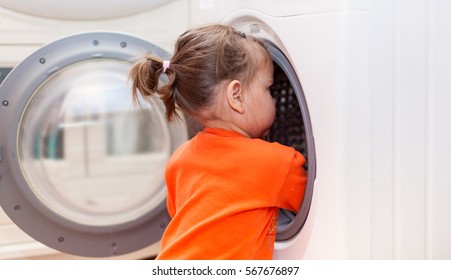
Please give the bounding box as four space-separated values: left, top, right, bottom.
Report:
0 32 187 257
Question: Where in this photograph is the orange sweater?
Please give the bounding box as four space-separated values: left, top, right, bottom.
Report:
156 127 307 260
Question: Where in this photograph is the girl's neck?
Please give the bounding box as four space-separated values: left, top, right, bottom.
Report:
203 119 250 138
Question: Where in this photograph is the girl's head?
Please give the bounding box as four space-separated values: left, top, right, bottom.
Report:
129 24 274 137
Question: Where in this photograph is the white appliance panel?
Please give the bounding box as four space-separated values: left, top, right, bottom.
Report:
192 0 451 259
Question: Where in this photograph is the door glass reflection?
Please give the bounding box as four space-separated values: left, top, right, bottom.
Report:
18 59 171 227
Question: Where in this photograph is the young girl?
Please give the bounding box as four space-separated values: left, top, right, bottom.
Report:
129 24 307 260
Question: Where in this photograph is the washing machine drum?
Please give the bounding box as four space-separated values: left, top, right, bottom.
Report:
0 32 187 257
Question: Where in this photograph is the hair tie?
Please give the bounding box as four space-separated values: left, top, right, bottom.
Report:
162 60 170 73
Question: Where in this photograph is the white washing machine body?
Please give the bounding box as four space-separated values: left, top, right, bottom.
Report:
0 0 190 260
191 0 451 259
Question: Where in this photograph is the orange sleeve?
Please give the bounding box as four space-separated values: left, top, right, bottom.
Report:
276 151 307 212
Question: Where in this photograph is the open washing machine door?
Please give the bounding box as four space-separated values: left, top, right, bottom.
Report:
0 32 187 257
225 14 317 246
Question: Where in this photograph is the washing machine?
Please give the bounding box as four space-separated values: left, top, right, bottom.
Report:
191 0 451 260
0 0 190 259
190 0 370 259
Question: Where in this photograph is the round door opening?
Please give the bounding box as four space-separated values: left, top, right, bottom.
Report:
263 42 316 242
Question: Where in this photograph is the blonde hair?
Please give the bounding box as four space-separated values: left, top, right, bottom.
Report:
129 24 270 121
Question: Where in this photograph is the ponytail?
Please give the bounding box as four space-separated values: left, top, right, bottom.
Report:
128 55 178 120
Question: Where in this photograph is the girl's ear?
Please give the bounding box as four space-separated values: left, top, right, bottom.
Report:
226 80 245 114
